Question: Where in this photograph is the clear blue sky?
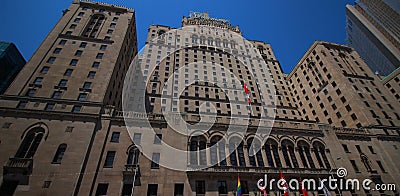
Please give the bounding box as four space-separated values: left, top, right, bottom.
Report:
0 0 354 73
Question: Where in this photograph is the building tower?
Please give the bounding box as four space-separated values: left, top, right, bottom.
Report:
0 41 26 94
346 0 400 76
0 0 137 195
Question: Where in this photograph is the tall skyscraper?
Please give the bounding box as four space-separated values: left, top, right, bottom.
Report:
0 2 399 196
346 0 400 76
0 41 26 94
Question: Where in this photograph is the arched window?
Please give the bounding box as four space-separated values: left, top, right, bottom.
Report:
82 14 105 38
298 141 314 168
199 36 206 45
189 136 207 166
207 37 213 46
210 136 226 166
247 138 264 167
215 39 221 47
281 140 298 168
52 144 67 164
16 127 45 158
313 142 331 169
127 145 139 165
229 137 245 167
157 30 165 36
257 46 265 54
264 139 281 167
192 35 198 44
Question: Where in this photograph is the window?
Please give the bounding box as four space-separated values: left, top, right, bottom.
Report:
83 14 105 38
83 82 92 89
217 181 227 194
350 160 359 172
110 23 116 28
110 132 120 143
78 12 84 16
75 50 83 56
107 29 113 34
368 146 375 154
133 133 141 144
151 153 160 168
154 134 162 144
58 79 68 87
52 91 62 99
74 18 81 23
342 144 350 153
70 59 78 66
104 151 115 167
52 144 67 164
95 183 108 196
113 17 119 21
79 42 87 48
65 31 72 35
147 184 158 196
69 24 77 29
71 106 81 113
376 161 386 173
92 62 100 68
40 66 50 74
122 184 133 196
59 39 67 45
34 77 43 85
15 127 45 158
96 53 104 59
195 181 205 194
77 93 87 101
45 103 54 111
87 71 96 79
47 57 56 64
53 48 62 54
100 45 107 51
104 36 111 41
26 89 36 97
174 184 184 196
64 69 73 76
42 181 51 188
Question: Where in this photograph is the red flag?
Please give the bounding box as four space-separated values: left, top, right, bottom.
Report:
300 181 309 196
279 172 289 196
243 82 251 104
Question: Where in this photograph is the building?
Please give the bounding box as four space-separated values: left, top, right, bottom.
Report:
0 0 137 195
0 2 399 196
382 67 400 103
0 42 26 94
345 0 400 76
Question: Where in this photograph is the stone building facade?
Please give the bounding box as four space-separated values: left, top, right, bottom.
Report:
0 1 399 196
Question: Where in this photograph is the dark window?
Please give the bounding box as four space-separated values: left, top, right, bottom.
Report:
70 59 78 66
217 181 227 194
69 24 77 29
83 82 92 89
59 39 67 45
376 161 386 173
52 144 67 164
26 89 36 97
74 18 81 23
52 91 62 99
34 77 43 85
110 132 120 143
151 153 160 168
113 17 119 21
79 42 87 48
174 184 184 196
368 146 375 154
104 36 110 41
77 93 87 101
87 71 96 79
95 183 108 196
104 151 115 167
75 50 83 56
147 184 158 196
342 144 350 153
121 184 133 196
100 45 107 51
107 29 113 34
110 23 116 28
92 62 100 68
58 79 68 87
154 134 162 144
47 57 56 64
350 160 359 172
15 127 44 158
195 181 205 194
96 53 104 59
45 103 55 111
53 48 62 54
71 106 81 113
40 66 50 74
64 69 73 76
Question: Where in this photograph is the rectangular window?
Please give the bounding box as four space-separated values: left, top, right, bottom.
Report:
69 24 76 29
79 42 87 48
110 132 120 143
104 151 115 167
110 23 116 28
376 161 386 173
45 103 55 111
71 106 81 113
70 59 78 66
64 69 73 76
95 183 108 196
133 133 141 144
75 50 83 56
96 53 104 59
368 146 375 154
77 93 87 101
26 89 36 97
174 184 184 196
100 45 107 51
147 184 158 196
355 145 362 153
342 144 350 153
53 48 62 54
350 160 359 172
47 57 56 64
59 39 67 45
92 62 100 68
107 29 113 34
58 79 68 87
87 71 96 79
217 181 227 194
83 82 92 89
17 101 27 108
154 134 162 144
151 153 160 168
195 181 205 194
34 77 43 85
104 36 110 41
52 91 62 99
122 184 133 196
40 66 50 74
74 18 81 23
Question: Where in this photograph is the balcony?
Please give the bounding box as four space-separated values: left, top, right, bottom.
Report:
3 158 33 185
122 164 141 186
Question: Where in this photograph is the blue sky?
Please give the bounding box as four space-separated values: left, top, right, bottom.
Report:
0 0 354 73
